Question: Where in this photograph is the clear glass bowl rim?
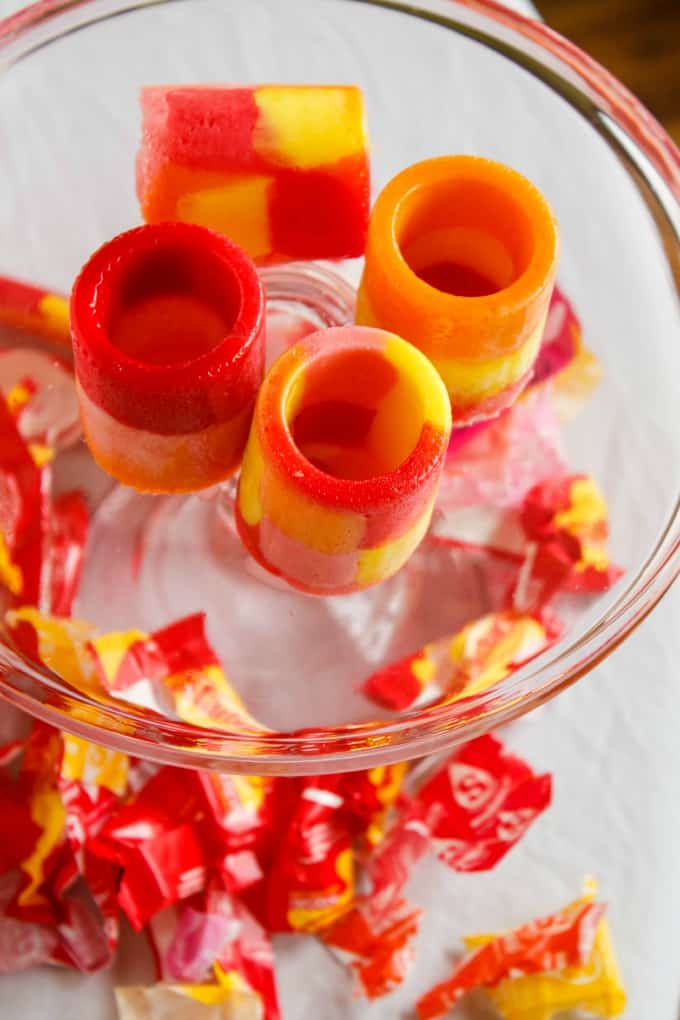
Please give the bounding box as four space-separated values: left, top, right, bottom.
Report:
0 0 678 774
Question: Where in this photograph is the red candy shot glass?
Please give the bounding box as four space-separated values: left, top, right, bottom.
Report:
71 222 265 493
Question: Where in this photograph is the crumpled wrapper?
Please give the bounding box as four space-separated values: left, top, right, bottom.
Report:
146 888 279 1019
322 895 422 999
367 734 551 919
116 968 265 1020
512 475 624 616
416 880 625 1020
88 613 268 733
0 382 88 614
5 607 266 734
363 611 558 711
262 765 407 935
0 347 79 449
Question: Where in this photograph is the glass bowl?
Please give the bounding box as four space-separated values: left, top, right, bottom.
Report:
0 0 677 775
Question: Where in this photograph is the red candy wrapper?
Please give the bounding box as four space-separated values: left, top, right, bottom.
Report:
322 895 422 999
263 764 407 934
416 892 606 1019
0 725 126 972
412 734 552 872
88 612 267 732
9 723 76 922
512 475 623 615
0 397 46 605
44 491 89 616
0 911 60 974
363 611 557 712
264 779 355 933
367 735 551 917
1 388 88 614
89 763 273 930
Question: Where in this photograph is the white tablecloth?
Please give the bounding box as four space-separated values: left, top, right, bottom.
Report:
0 1 678 1019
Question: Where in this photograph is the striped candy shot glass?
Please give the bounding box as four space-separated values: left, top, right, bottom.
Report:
236 325 452 595
70 222 265 494
356 156 559 425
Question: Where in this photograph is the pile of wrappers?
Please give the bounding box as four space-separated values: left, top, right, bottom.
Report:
0 273 627 1018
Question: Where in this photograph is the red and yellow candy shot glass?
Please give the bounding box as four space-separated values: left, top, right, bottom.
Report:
137 84 370 264
235 325 452 595
71 222 265 493
356 156 559 424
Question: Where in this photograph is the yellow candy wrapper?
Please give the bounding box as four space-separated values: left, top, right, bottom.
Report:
116 964 264 1020
470 881 626 1020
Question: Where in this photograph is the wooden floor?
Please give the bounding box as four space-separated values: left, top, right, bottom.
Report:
536 0 680 144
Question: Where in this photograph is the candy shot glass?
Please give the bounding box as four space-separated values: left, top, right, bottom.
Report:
236 325 452 595
357 155 559 424
71 222 265 493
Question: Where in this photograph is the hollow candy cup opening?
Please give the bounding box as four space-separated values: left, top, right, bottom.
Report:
0 0 678 775
356 156 560 423
235 326 451 594
70 223 266 492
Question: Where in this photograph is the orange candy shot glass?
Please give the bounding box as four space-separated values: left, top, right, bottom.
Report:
70 222 265 493
356 155 559 425
235 325 452 595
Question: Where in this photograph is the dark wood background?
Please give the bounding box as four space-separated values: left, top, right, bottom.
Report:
536 0 680 143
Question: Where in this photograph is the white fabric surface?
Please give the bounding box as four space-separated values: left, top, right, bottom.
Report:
0 1 678 1019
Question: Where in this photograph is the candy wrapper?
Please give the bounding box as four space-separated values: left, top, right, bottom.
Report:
5 608 107 702
416 895 605 1018
0 725 126 971
10 723 77 921
0 396 46 605
0 275 70 347
5 607 266 734
116 967 265 1020
43 491 89 616
145 888 280 1019
363 611 558 711
263 779 356 934
58 733 130 953
483 911 626 1020
417 881 625 1020
88 612 267 733
262 764 408 934
1 376 88 613
367 735 551 917
89 764 272 930
512 475 624 616
322 895 422 999
0 347 80 449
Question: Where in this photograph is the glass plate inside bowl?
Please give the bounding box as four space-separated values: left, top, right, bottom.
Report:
0 0 678 774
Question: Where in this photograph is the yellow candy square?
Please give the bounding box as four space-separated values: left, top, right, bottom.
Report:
253 85 367 169
177 174 273 261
